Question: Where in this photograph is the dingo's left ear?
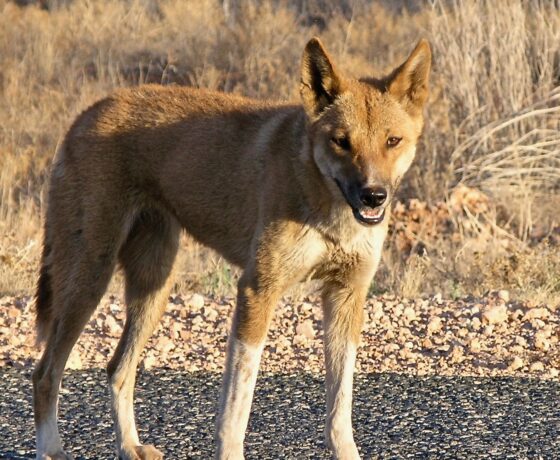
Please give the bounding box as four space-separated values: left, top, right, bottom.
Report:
300 38 344 118
388 39 431 115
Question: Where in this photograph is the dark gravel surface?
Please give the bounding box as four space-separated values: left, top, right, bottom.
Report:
1 367 559 459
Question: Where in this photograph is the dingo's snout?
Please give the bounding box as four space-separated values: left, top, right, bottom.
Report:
358 186 387 209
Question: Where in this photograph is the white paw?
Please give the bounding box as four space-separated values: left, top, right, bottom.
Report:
36 450 74 460
326 428 361 460
331 442 361 460
118 444 164 460
215 442 245 460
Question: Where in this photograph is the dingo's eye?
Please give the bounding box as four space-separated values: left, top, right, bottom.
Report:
331 136 351 150
387 136 402 147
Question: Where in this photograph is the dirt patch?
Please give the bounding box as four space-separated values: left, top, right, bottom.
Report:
2 290 558 379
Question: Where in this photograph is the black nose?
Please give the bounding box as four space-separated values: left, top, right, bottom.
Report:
359 186 387 208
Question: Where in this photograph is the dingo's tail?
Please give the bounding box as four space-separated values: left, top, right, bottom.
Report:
35 237 53 344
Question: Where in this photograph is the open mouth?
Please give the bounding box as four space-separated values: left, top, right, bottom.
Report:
334 179 387 226
352 206 386 225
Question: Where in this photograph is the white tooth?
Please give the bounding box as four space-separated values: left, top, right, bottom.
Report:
360 208 382 219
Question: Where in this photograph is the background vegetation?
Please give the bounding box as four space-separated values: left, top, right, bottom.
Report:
1 0 559 304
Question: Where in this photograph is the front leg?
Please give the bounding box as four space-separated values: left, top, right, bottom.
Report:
322 281 369 460
216 222 324 459
217 260 298 460
215 270 275 459
215 332 265 459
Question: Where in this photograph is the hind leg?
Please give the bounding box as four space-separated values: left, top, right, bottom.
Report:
33 212 129 459
107 210 180 460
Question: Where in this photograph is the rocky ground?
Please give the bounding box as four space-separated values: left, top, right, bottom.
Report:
1 289 558 379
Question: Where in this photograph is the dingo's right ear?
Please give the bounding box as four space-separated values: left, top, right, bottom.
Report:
300 38 343 119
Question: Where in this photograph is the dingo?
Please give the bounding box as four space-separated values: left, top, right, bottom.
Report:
33 37 431 459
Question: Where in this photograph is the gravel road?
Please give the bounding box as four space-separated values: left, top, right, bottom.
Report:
1 367 559 459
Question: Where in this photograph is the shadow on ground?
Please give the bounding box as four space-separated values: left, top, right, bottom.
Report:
1 367 559 459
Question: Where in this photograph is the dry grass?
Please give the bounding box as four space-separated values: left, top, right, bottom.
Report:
0 0 558 304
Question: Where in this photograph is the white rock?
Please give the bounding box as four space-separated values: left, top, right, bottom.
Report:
534 333 550 351
204 306 218 321
188 293 205 309
295 319 315 339
450 345 464 363
508 356 523 371
402 306 417 323
471 317 482 331
143 354 157 370
105 314 121 335
427 316 442 335
192 315 203 325
470 305 480 316
370 302 385 321
482 305 508 325
383 343 399 354
468 338 481 353
65 350 82 370
497 290 510 303
523 307 550 321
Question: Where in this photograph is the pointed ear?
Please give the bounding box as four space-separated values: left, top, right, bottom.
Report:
300 38 344 118
388 39 431 115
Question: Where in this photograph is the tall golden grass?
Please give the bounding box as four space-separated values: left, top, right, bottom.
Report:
0 0 558 302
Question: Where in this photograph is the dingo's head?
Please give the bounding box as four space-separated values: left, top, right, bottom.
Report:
300 38 431 226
